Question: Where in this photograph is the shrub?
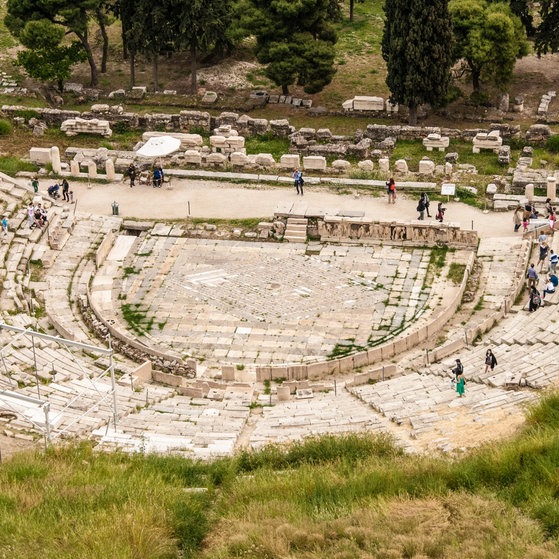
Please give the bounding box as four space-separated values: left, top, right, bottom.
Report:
0 119 12 136
546 135 559 154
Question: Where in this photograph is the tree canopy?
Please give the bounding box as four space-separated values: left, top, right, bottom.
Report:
449 0 528 94
239 0 339 94
535 0 559 55
16 19 86 91
5 0 102 86
382 0 454 125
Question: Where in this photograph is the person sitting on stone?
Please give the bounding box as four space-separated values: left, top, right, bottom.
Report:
542 276 556 302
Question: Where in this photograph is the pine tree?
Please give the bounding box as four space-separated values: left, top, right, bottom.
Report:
535 0 559 55
240 0 338 95
382 0 454 125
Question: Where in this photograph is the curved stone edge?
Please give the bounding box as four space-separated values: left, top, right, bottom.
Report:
253 251 476 382
421 239 531 367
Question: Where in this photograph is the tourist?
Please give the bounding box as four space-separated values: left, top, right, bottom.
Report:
153 165 164 188
537 241 549 272
545 198 553 217
62 178 70 202
550 271 558 288
27 203 34 229
542 276 556 302
484 349 497 374
31 177 39 193
455 370 466 398
417 195 426 220
1 214 8 237
127 163 136 188
549 211 556 231
436 202 446 222
292 168 302 194
33 204 44 228
526 263 538 288
423 192 431 217
529 285 541 312
386 178 396 204
550 250 559 274
522 206 531 231
513 205 522 233
451 358 463 379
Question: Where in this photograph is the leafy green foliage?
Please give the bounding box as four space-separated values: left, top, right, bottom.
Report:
546 134 559 154
5 0 102 86
449 0 529 93
0 119 12 136
15 19 86 91
239 0 339 94
535 0 559 54
382 0 454 124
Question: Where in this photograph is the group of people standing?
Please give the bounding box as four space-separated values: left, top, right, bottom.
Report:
450 349 497 397
417 192 446 222
127 163 165 188
526 230 559 311
513 198 556 233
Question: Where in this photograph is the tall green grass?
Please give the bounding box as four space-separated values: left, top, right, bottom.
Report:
1 395 559 558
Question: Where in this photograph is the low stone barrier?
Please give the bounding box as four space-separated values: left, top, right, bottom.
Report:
255 252 475 381
317 218 478 248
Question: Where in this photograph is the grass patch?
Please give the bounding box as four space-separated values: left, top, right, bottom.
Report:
447 262 467 285
3 394 559 558
244 133 290 159
188 217 263 230
0 156 38 176
121 303 154 335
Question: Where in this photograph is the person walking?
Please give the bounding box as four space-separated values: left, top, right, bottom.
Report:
455 371 466 397
31 177 39 193
1 215 8 237
550 250 558 274
298 172 305 195
423 192 431 217
292 169 301 195
529 285 541 312
386 178 396 204
127 163 136 188
526 263 538 288
513 205 522 233
62 178 70 202
436 202 446 222
484 349 497 374
538 241 549 272
417 195 426 220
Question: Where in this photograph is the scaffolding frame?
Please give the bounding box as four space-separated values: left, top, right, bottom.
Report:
0 323 116 448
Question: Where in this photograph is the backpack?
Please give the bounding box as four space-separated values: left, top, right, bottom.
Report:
389 183 395 191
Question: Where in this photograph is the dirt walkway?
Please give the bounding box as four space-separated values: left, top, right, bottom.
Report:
65 178 516 239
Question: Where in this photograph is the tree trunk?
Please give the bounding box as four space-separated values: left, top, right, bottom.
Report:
76 30 98 86
408 104 418 126
97 9 109 73
472 68 481 92
282 84 289 95
190 43 197 93
130 51 135 88
123 33 128 60
350 0 354 22
152 53 159 91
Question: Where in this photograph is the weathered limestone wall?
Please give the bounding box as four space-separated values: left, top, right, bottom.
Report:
317 218 479 248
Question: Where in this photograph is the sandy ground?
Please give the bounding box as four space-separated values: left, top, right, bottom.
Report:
62 178 517 240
